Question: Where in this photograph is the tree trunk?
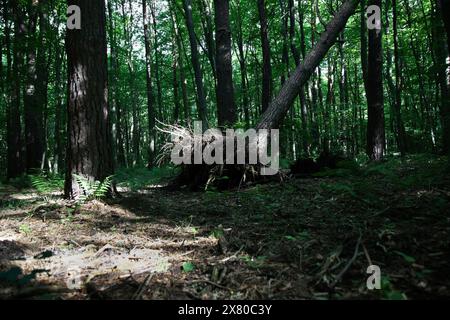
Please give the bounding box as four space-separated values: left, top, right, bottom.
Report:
214 0 237 127
7 0 25 179
235 2 250 128
438 0 450 155
182 0 208 129
24 2 46 172
53 37 65 173
143 0 156 168
392 0 407 155
170 4 190 125
257 0 272 113
65 0 114 199
365 0 385 161
256 0 361 130
107 0 126 167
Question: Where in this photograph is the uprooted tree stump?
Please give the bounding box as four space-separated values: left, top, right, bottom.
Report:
156 123 282 191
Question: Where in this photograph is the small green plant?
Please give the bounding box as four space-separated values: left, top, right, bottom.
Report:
182 262 195 273
19 224 31 235
30 173 64 194
381 276 407 300
73 174 113 202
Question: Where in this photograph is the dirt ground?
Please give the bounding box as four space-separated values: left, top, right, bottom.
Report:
1 158 449 300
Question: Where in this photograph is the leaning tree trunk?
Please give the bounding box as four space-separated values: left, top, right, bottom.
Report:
256 0 361 130
64 0 114 200
214 0 237 127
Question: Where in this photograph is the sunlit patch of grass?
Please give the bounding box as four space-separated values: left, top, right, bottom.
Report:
115 166 181 191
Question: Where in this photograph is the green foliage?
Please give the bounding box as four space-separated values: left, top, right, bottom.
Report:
182 262 195 273
30 173 64 194
19 224 31 235
8 175 32 190
73 174 112 202
115 166 180 191
381 276 407 300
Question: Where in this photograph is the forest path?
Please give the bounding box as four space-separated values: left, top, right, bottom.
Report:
1 156 449 299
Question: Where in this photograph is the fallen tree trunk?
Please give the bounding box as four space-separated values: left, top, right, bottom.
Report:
256 0 361 130
167 0 361 190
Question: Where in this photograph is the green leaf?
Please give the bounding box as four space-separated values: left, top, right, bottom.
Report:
182 262 195 273
394 251 416 264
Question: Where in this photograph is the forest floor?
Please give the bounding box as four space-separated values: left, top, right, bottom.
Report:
0 154 449 300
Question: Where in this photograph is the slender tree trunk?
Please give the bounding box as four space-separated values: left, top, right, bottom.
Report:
197 0 216 84
257 0 273 113
150 3 163 123
214 0 236 127
24 3 46 172
365 0 385 161
438 0 450 154
235 2 250 128
256 0 361 130
392 0 407 155
121 0 140 165
143 0 156 168
7 0 25 179
107 0 126 167
53 38 65 173
65 0 114 199
170 5 190 125
182 0 208 129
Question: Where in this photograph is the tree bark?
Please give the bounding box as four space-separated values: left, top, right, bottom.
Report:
214 0 237 127
182 0 208 129
365 0 385 161
143 0 156 168
256 0 361 130
107 0 126 167
24 2 46 172
65 0 114 199
392 0 407 155
7 0 25 179
257 0 273 114
438 0 450 155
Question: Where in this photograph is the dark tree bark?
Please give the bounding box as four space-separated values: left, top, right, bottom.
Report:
392 0 407 155
121 0 141 165
360 0 369 98
65 0 114 199
235 1 250 127
257 0 272 113
7 0 25 179
23 2 47 172
365 0 385 161
150 3 163 123
143 0 156 168
197 0 216 83
214 0 237 127
438 0 450 155
170 4 190 125
256 0 361 130
107 0 126 167
53 37 65 173
440 0 450 53
182 0 208 129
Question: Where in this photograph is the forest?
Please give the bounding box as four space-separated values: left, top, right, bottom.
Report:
0 0 449 301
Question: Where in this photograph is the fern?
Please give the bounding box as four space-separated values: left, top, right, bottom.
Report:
73 174 113 202
30 174 64 194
